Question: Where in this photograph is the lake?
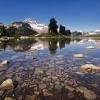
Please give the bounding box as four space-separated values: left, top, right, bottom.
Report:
0 37 100 100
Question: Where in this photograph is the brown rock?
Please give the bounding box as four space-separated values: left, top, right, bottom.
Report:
25 95 36 100
4 97 14 100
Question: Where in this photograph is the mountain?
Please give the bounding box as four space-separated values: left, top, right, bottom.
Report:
8 22 37 36
24 18 48 34
0 23 4 26
87 30 100 35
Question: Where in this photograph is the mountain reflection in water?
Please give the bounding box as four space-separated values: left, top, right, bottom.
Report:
0 38 72 54
0 37 100 100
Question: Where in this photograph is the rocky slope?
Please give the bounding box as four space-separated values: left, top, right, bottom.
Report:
24 18 48 34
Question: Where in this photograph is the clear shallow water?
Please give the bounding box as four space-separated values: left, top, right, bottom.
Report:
0 37 100 100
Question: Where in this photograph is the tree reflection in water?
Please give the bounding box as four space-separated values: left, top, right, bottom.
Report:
48 38 58 55
0 39 37 52
0 38 71 54
48 38 71 54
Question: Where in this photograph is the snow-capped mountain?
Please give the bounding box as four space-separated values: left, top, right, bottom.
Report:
24 18 48 33
88 30 100 35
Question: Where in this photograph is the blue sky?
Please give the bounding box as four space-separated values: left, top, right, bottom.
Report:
0 0 100 31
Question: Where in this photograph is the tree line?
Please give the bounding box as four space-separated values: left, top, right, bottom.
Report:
0 18 71 37
48 18 71 36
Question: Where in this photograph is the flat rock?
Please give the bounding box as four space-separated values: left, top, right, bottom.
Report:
25 95 36 100
86 46 94 49
0 90 4 96
73 54 84 58
4 97 14 100
76 86 97 100
0 60 9 65
39 83 47 90
65 85 75 92
35 68 44 74
43 89 53 96
84 88 97 100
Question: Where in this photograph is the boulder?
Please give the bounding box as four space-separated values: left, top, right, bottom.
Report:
0 90 4 96
4 97 14 100
80 64 100 73
0 79 14 90
35 68 44 74
25 95 36 100
39 83 47 90
86 46 94 49
42 89 53 96
76 86 97 100
0 60 9 67
65 85 75 92
84 88 97 100
73 54 84 58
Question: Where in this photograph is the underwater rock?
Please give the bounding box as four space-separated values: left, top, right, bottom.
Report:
42 89 53 96
0 60 9 71
14 46 24 51
25 95 36 100
88 39 96 43
4 97 14 100
39 83 47 90
65 85 75 92
0 90 4 96
84 88 97 100
55 84 63 92
35 68 44 74
75 72 84 75
0 60 9 67
80 64 100 73
67 92 74 98
34 91 40 96
0 79 13 90
78 39 87 44
76 86 85 93
51 76 58 81
0 60 9 65
73 54 84 58
76 86 97 100
86 46 94 49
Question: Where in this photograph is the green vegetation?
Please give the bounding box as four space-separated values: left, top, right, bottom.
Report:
48 18 58 35
48 18 71 37
0 25 7 37
0 18 80 38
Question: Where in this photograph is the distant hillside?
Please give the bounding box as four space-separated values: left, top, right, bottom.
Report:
24 18 48 34
9 21 37 36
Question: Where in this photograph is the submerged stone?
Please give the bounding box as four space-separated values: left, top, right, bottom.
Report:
86 46 94 49
42 89 53 96
4 97 14 100
76 86 97 100
0 79 13 90
84 88 97 100
65 85 75 92
80 64 100 73
35 68 44 74
76 86 85 93
67 92 74 98
39 83 47 90
0 60 9 71
73 54 84 58
0 90 4 96
25 95 36 100
0 60 9 65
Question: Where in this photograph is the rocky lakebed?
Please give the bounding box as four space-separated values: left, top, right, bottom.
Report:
0 37 100 100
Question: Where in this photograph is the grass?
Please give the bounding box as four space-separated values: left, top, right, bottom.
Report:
34 33 72 39
83 34 100 40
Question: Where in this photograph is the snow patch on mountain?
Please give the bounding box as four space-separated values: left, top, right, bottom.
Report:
24 18 48 33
